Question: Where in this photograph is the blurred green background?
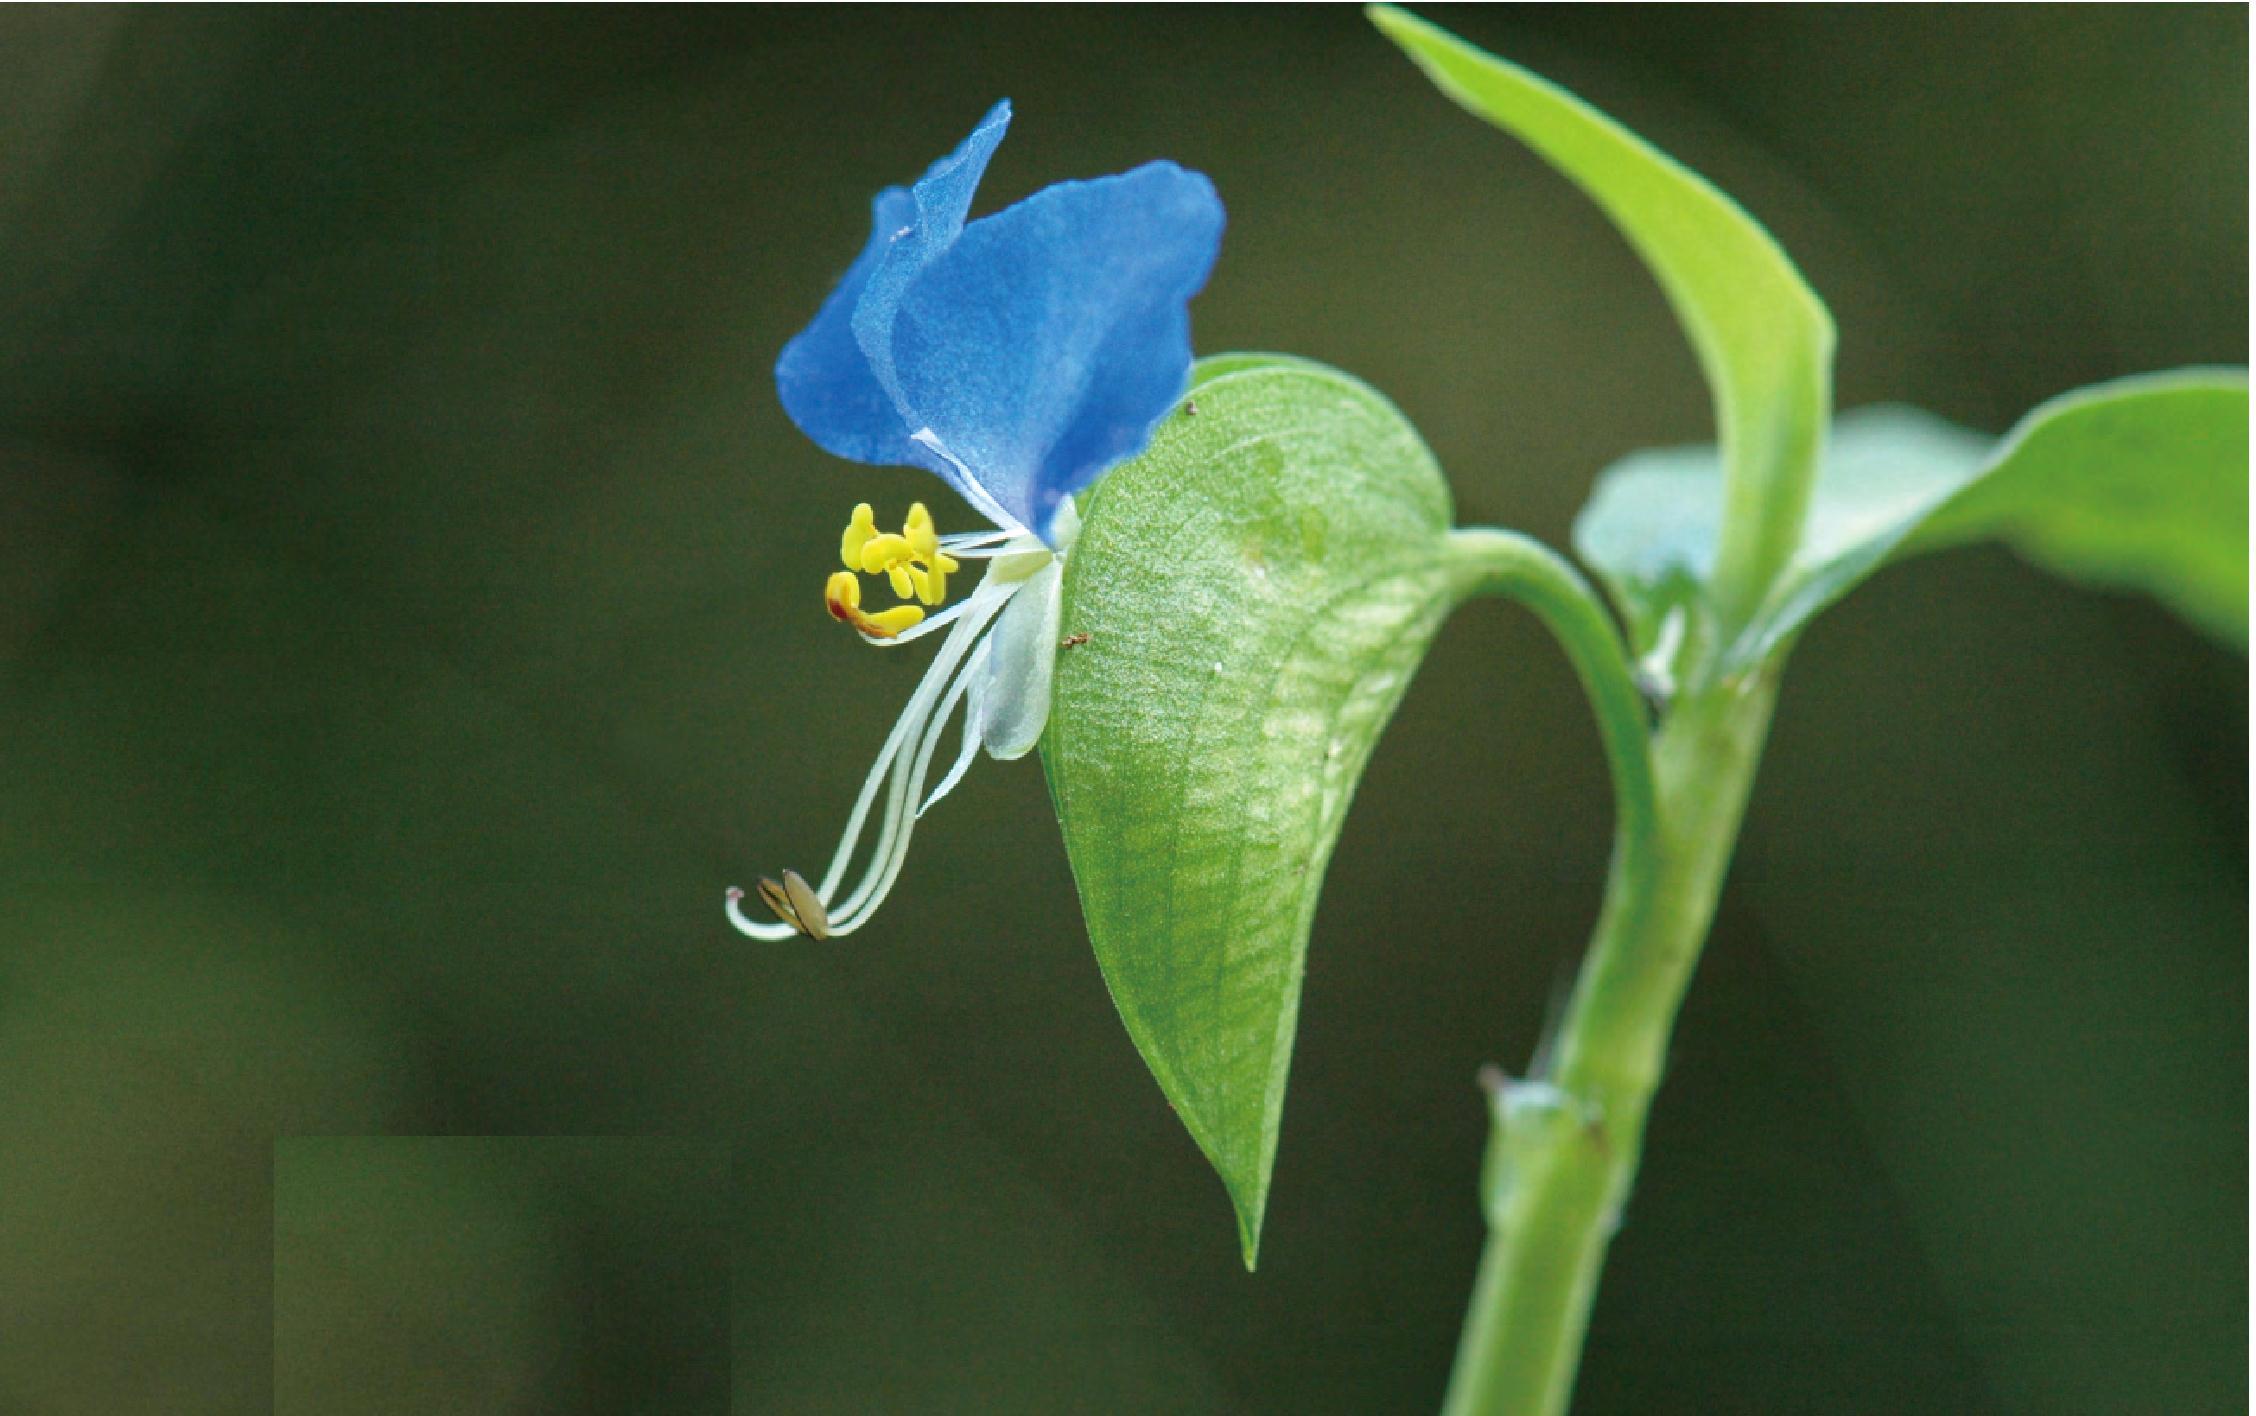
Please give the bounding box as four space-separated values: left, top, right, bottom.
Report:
0 6 2243 1413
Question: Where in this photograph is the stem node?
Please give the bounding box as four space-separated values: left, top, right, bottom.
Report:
1437 544 1781 1415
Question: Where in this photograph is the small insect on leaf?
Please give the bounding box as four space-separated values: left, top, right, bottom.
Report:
755 870 832 940
1060 632 1091 649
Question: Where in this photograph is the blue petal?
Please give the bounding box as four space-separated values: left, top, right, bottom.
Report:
774 101 1012 476
889 162 1225 538
852 100 1012 407
773 187 918 466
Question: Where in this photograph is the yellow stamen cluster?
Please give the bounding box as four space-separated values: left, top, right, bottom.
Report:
824 502 960 639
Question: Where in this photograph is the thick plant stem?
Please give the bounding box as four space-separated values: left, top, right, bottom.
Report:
1437 606 1780 1416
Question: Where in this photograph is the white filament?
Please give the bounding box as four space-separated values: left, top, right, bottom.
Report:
918 644 990 819
726 570 1014 941
910 428 1028 539
939 527 1017 551
828 633 993 935
724 891 798 941
1637 605 1687 702
926 542 1029 562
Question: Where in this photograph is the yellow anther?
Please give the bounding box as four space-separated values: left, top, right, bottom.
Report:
906 562 946 606
865 604 926 636
840 503 878 571
825 570 928 640
859 531 913 575
901 504 960 580
884 562 915 599
904 502 939 559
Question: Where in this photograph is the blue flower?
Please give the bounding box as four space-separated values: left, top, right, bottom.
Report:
730 101 1225 942
776 99 1224 545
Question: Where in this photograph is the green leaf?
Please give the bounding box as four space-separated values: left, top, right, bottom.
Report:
1368 4 1834 628
1042 358 1464 1267
1575 369 2251 669
1184 352 1319 388
1910 372 2249 649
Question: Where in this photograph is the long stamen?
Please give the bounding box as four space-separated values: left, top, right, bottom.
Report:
918 642 990 818
816 581 1010 900
725 885 800 941
724 578 1010 942
825 680 934 913
829 634 992 935
826 608 1003 923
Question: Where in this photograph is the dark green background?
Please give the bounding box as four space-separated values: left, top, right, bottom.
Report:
0 6 2243 1413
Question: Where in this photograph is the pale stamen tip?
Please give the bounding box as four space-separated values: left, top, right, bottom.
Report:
725 885 745 902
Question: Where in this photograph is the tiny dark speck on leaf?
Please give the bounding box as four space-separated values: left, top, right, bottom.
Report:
1183 399 1198 417
1061 631 1090 649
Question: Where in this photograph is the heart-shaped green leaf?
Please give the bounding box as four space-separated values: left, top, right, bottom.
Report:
1370 4 1834 628
1042 359 1463 1267
1575 369 2251 667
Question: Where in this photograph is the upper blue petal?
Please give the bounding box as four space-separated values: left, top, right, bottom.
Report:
891 162 1225 538
775 101 1010 478
851 100 1012 410
773 186 918 467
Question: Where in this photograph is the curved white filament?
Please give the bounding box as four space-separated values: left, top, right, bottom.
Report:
829 632 992 935
910 428 1029 539
817 582 1010 903
724 887 801 941
725 571 1014 941
918 640 991 818
926 542 1031 562
939 528 1017 550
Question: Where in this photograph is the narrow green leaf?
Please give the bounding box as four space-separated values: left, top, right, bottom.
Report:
1576 369 2250 667
1368 4 1834 627
1043 358 1462 1266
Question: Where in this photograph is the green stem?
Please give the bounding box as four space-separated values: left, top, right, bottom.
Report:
1442 529 1659 863
1440 529 1780 1415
